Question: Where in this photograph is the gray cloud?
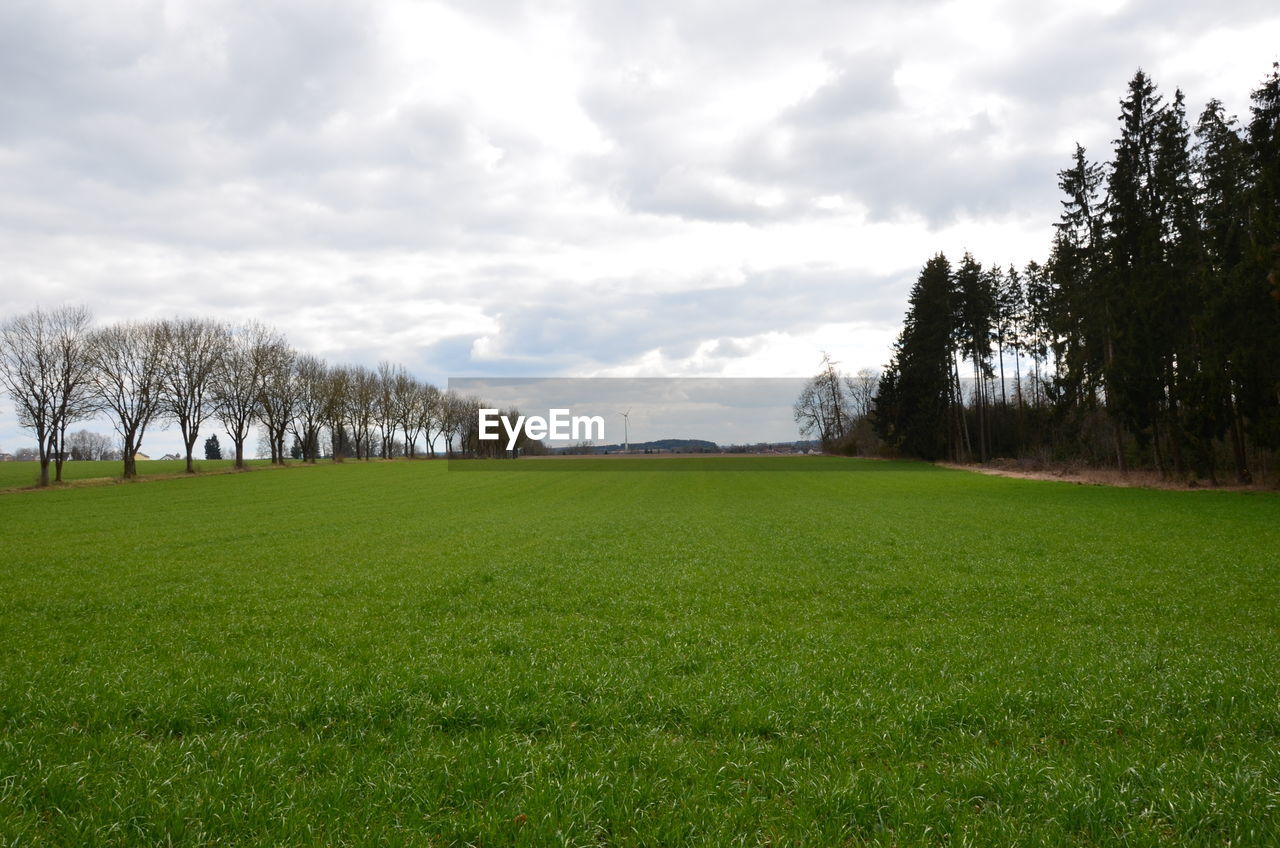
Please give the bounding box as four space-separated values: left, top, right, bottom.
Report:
458 264 913 375
2 0 1278 453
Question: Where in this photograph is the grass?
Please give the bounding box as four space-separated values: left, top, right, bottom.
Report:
0 456 1277 845
0 458 266 491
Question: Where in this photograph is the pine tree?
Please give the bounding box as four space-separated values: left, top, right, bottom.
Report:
952 253 995 461
204 433 223 460
874 254 957 460
999 264 1027 409
1150 89 1200 476
1239 63 1280 453
988 264 1010 408
872 66 1280 479
1050 144 1107 414
1023 260 1052 409
1104 69 1167 470
1188 100 1247 480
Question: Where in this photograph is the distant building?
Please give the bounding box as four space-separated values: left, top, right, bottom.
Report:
159 453 181 461
0 453 13 462
133 452 151 461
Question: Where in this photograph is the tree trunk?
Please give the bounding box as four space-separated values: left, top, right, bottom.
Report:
1152 422 1166 478
972 357 988 463
1168 410 1184 478
953 360 971 462
122 436 138 479
1229 405 1251 484
1112 418 1127 474
1032 358 1042 409
1013 349 1023 411
1202 436 1218 486
997 341 1007 407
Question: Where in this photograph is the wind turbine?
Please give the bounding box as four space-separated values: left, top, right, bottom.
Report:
617 408 631 453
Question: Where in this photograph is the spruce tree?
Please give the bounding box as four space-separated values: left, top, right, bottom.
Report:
999 264 1027 409
1183 100 1248 481
1051 144 1107 414
1104 70 1167 470
1152 89 1200 476
1240 64 1280 452
953 253 995 461
1023 260 1052 409
874 254 957 460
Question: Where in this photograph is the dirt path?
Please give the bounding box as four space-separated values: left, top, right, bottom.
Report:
936 461 1274 492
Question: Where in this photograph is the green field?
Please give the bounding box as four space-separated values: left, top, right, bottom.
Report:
1 457 1277 845
0 458 262 491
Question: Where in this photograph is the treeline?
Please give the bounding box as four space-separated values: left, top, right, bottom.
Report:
873 65 1280 483
792 353 880 454
0 308 532 487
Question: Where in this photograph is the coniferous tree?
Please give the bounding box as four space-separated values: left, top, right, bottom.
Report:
952 252 995 461
868 65 1280 482
1023 260 1052 409
999 264 1027 409
1051 144 1107 416
1103 70 1167 470
1151 89 1200 476
1240 64 1280 453
874 254 957 460
988 264 1010 408
1193 99 1252 480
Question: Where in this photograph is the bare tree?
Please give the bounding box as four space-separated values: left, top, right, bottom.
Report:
0 306 97 486
290 354 328 462
793 381 828 444
375 361 400 458
89 320 168 479
448 393 484 457
418 382 442 457
845 368 881 422
212 323 273 470
389 369 422 457
321 365 351 461
793 353 852 451
48 307 99 481
67 429 114 461
159 317 229 473
256 337 297 465
345 365 378 460
0 309 61 485
440 389 473 458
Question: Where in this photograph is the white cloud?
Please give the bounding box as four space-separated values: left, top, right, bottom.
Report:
1 0 1277 452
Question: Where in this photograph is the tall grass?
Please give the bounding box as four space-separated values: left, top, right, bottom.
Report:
1 457 1277 845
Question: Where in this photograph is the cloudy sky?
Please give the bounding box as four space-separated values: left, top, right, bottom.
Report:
1 0 1277 453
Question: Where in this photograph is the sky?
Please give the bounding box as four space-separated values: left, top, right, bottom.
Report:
451 378 825 446
1 0 1278 454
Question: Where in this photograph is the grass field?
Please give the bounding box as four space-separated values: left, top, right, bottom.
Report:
0 458 260 491
1 457 1277 845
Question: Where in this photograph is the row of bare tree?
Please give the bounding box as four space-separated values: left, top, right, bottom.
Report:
0 306 506 486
